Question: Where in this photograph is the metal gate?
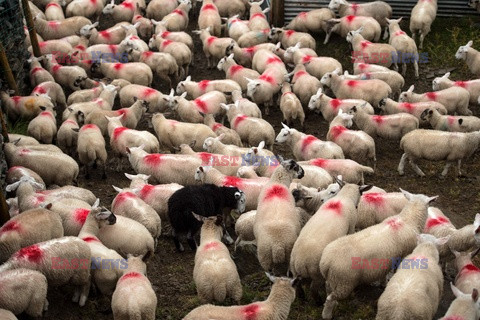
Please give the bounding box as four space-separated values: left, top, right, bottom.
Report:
284 0 480 24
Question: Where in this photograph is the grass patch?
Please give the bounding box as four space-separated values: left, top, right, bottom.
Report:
6 118 29 135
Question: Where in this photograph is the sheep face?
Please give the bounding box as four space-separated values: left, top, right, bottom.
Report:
474 213 480 245
455 41 473 60
308 91 322 110
148 37 156 50
92 207 117 228
103 3 115 14
281 159 305 179
217 56 227 71
202 137 216 152
432 72 450 91
234 189 246 213
268 28 282 41
398 85 415 102
320 72 333 87
176 81 187 95
246 80 261 99
328 0 346 11
275 127 291 143
284 45 299 61
469 0 479 9
420 109 434 121
194 166 208 182
225 43 235 56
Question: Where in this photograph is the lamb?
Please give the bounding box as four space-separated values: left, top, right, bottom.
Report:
286 66 320 109
102 0 138 23
346 27 395 68
33 15 91 40
248 2 270 31
386 17 419 77
327 109 376 166
245 74 283 116
65 0 103 20
203 114 243 146
319 189 437 319
6 134 40 146
168 184 245 251
66 84 104 105
0 268 48 318
31 81 66 108
410 0 437 49
379 97 448 122
45 198 92 236
268 28 316 50
193 215 242 303
183 273 298 320
356 192 409 229
193 27 235 69
0 236 91 307
291 182 341 215
298 158 372 184
290 179 372 299
151 20 194 49
321 68 391 107
456 40 480 77
44 0 63 20
224 15 250 42
119 84 168 112
421 108 480 132
439 284 480 320
26 107 57 144
43 54 88 91
146 0 178 21
160 0 191 31
79 22 130 45
0 206 64 263
176 76 241 99
285 8 335 33
166 90 227 124
6 166 45 188
4 143 79 186
308 88 374 123
231 91 262 118
27 56 55 87
399 85 472 116
151 113 216 152
279 82 305 130
75 124 107 179
127 49 178 88
198 0 221 37
111 254 157 320
254 159 304 272
275 123 345 160
217 54 260 91
324 16 381 44
148 35 192 77
349 104 419 139
0 91 54 121
433 72 480 105
90 61 153 87
398 129 480 177
343 70 405 98
375 234 448 320
6 176 54 212
202 135 251 157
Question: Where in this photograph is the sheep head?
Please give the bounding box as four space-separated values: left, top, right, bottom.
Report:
432 72 450 91
455 40 473 60
398 85 415 102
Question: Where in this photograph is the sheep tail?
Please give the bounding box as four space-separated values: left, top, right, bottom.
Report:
272 243 286 265
360 165 374 174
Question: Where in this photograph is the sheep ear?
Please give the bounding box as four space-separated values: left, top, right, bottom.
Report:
124 173 136 180
228 53 234 59
451 282 466 298
275 42 281 49
443 72 450 79
92 198 100 208
192 212 207 222
257 141 265 150
265 272 276 283
244 77 254 83
5 181 21 192
281 122 290 130
112 185 123 193
334 176 345 188
467 40 473 47
220 103 230 110
435 235 450 246
185 75 191 81
180 92 187 99
217 133 225 141
407 85 414 92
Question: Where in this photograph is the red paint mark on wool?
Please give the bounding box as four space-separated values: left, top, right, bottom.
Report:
251 13 265 19
121 272 143 281
203 241 220 251
120 1 134 9
294 70 307 79
33 194 45 205
74 208 90 224
207 36 217 46
454 81 467 88
133 15 142 21
461 264 480 274
0 221 21 234
243 47 256 55
161 40 173 48
160 31 170 39
263 184 289 201
285 30 295 37
19 148 31 156
113 192 137 210
202 3 216 11
75 45 86 51
108 44 117 54
142 51 154 58
229 65 244 76
64 119 77 125
266 56 282 64
139 184 155 199
330 126 347 140
15 245 43 263
441 317 465 320
32 85 47 94
144 154 163 166
424 216 449 231
298 12 307 19
172 9 184 16
81 124 98 131
394 31 406 36
233 114 248 128
46 2 60 8
386 218 403 230
363 193 384 205
345 15 356 23
113 63 125 71
310 158 328 167
99 30 111 40
360 41 371 49
82 236 100 242
112 127 129 140
47 21 60 29
448 116 456 126
197 152 212 164
259 74 275 85
330 99 342 109
346 80 359 87
212 123 223 131
31 67 43 75
425 92 437 101
301 135 317 153
350 3 359 14
39 42 47 48
90 0 97 4
324 200 342 215
372 115 384 124
142 87 157 97
52 64 62 73
282 91 293 97
194 99 208 113
242 304 260 320
129 35 140 40
115 109 128 118
400 103 415 112
222 176 243 188
198 80 210 91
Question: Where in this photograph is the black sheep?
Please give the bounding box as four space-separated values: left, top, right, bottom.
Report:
168 184 246 252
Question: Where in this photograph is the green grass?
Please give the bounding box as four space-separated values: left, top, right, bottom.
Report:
6 118 29 135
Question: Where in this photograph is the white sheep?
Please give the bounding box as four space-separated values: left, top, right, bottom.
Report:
27 56 54 87
146 0 178 21
43 54 89 91
433 72 480 105
320 189 437 319
356 192 408 229
79 22 130 45
248 2 270 31
324 16 381 44
456 40 480 77
26 107 57 144
343 70 405 98
268 28 316 50
44 1 64 21
203 114 243 147
102 0 139 23
279 82 305 130
193 27 235 69
225 42 277 68
291 181 341 215
346 26 396 68
439 283 480 320
127 49 178 88
193 215 242 303
231 91 262 119
176 76 241 99
298 158 373 184
1 91 54 121
453 250 480 296
91 61 153 87
151 20 194 49
379 97 448 123
398 129 480 177
33 15 91 40
166 90 227 124
421 108 480 132
149 35 192 78
409 0 437 49
65 0 103 20
160 0 191 31
31 81 66 108
224 15 250 41
6 166 45 188
217 54 260 91
285 8 335 33
386 17 419 77
119 84 168 112
287 64 321 108
198 0 222 37
75 124 107 179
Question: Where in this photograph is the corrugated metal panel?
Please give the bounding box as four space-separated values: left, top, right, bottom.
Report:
284 0 479 24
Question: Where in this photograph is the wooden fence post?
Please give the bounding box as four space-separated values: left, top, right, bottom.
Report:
271 0 284 27
21 0 41 57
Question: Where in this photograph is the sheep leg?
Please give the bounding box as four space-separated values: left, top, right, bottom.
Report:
402 63 407 77
411 31 416 41
398 153 408 175
457 159 463 177
186 230 197 251
441 161 452 177
409 158 425 177
172 229 184 252
222 226 234 245
419 32 425 50
72 288 80 303
322 294 338 319
84 163 90 180
101 160 107 179
78 281 90 307
323 32 332 45
382 27 389 40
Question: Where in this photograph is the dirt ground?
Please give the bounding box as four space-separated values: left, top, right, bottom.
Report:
14 10 480 320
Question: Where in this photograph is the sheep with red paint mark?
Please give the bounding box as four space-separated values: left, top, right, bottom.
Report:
379 98 447 123
453 250 480 296
151 20 194 49
276 123 344 161
291 181 341 215
344 70 405 98
160 0 191 31
31 81 66 109
202 135 251 159
225 42 277 68
287 64 321 109
184 273 298 320
166 90 227 124
193 215 242 303
231 90 262 118
356 191 408 230
245 72 283 116
224 15 250 42
247 0 270 31
176 76 241 101
149 35 192 78
321 68 392 107
79 22 130 45
119 84 168 112
112 254 157 319
286 8 335 33
146 0 178 21
217 54 260 91
290 179 372 299
65 0 104 20
27 56 54 87
26 106 57 145
43 54 89 91
102 0 142 23
433 72 480 105
421 108 480 132
46 198 93 236
44 1 64 20
127 49 179 88
91 61 153 87
0 268 48 318
204 113 243 147
254 159 305 272
198 0 221 37
33 14 92 40
440 284 480 319
75 123 108 179
376 234 448 320
0 91 55 121
386 18 419 77
319 189 437 319
269 28 316 50
324 16 381 44
193 27 236 69
0 236 91 306
278 82 305 130
6 166 45 190
399 84 472 116
66 83 104 105
410 0 437 50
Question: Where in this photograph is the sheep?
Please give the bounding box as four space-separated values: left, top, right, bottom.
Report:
327 109 376 166
26 107 57 145
291 181 341 215
321 68 392 107
202 135 251 157
183 273 298 320
6 166 45 188
111 254 157 320
131 7 153 41
168 184 245 251
217 54 260 91
248 3 270 31
346 26 395 68
5 176 58 213
399 85 472 116
439 284 480 320
456 40 480 77
148 35 192 78
65 0 103 20
0 206 64 263
43 54 89 91
231 91 262 118
254 158 304 273
251 48 287 76
274 42 316 63
298 158 373 184
279 82 305 130
290 179 372 299
375 234 448 320
268 28 316 50
225 43 277 68
36 186 97 206
102 0 138 23
204 114 243 146
224 15 250 42
27 56 55 87
286 8 335 33
421 108 480 132
0 309 17 320
79 22 130 45
349 104 419 139
7 134 40 146
31 81 66 108
356 192 409 230
287 65 321 108
151 20 194 49
193 28 235 69
176 76 241 100
308 88 374 123
385 17 419 77
166 90 227 124
4 143 79 186
379 97 448 123
160 0 191 31
66 84 104 105
324 16 381 44
0 92 54 121
90 61 153 87
74 124 107 179
398 129 480 177
245 74 283 116
151 113 216 152
353 61 391 75
433 72 480 105
44 0 63 21
146 0 178 21
45 198 92 236
193 215 242 303
119 84 168 112
344 70 405 99
453 250 480 296
319 189 437 319
33 15 91 40
410 0 437 49
0 236 91 307
275 123 345 160
0 268 48 318
127 50 178 87
198 0 221 37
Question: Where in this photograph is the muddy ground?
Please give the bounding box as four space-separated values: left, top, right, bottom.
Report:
14 10 480 320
